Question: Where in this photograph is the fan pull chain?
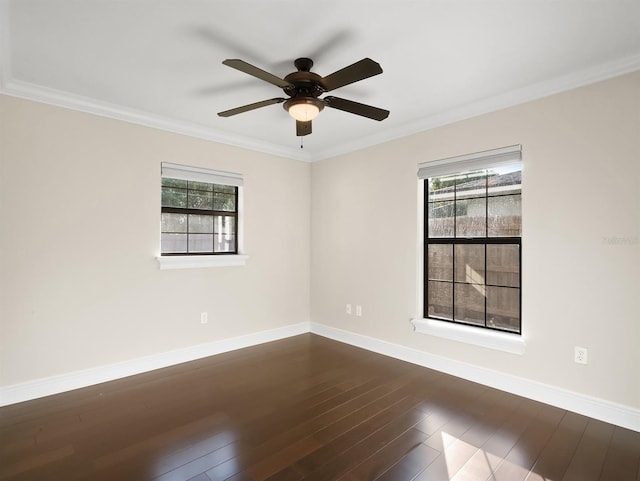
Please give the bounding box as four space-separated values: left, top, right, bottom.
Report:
300 137 304 149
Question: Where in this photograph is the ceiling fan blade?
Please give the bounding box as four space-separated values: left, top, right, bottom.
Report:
320 58 383 92
222 59 292 89
324 96 390 121
296 120 312 137
217 98 285 117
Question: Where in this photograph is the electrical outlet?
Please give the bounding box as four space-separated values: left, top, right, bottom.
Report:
346 304 352 315
574 346 587 364
200 312 208 324
355 305 362 317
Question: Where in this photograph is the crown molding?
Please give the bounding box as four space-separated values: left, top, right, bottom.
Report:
310 53 640 161
1 49 639 162
0 79 313 162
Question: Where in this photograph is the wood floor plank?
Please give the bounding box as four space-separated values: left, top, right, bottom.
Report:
303 384 504 480
368 432 439 480
152 441 239 481
297 396 422 480
417 393 522 481
0 445 75 479
524 411 589 481
1 334 637 481
404 387 520 481
486 401 565 481
561 419 615 481
333 407 434 480
598 426 640 481
242 378 388 446
186 473 211 481
239 385 398 479
449 397 542 481
269 394 422 480
413 432 480 481
421 387 507 453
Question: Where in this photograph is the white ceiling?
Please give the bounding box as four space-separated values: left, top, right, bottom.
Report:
2 0 640 161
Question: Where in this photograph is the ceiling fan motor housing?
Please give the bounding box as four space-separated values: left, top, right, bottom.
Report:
283 58 325 99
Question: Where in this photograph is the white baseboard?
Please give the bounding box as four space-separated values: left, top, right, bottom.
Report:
0 322 310 407
309 322 640 432
2 320 638 433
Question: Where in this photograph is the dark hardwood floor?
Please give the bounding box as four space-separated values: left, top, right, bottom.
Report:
1 334 639 481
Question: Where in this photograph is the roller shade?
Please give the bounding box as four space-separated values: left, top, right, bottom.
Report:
418 145 521 179
161 162 243 187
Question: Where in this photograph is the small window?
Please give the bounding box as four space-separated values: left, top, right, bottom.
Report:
419 146 522 334
160 163 242 256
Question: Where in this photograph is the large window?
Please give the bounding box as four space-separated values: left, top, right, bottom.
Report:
160 163 242 256
420 146 522 334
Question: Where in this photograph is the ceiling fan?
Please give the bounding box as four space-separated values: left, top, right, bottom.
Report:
217 57 390 137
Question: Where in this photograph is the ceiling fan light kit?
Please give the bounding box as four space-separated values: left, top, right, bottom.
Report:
218 57 389 137
285 97 324 122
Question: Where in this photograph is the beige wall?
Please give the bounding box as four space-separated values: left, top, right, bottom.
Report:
0 95 310 385
311 71 640 409
2 72 638 411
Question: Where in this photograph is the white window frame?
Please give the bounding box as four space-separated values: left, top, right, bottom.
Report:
157 162 248 269
412 145 525 354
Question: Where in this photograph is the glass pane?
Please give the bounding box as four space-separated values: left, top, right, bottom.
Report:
214 193 236 211
162 187 187 208
161 233 187 253
427 281 452 320
188 181 214 192
428 177 456 200
454 244 485 284
188 191 213 210
428 201 455 237
214 234 236 252
456 197 486 237
455 171 486 200
488 194 521 236
161 213 187 233
188 234 213 253
213 216 235 235
162 178 187 188
427 244 453 281
215 185 236 194
188 214 213 234
486 286 520 332
487 244 520 287
454 283 485 326
487 166 521 196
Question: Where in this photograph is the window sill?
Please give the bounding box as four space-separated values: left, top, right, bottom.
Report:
157 254 248 270
411 318 525 355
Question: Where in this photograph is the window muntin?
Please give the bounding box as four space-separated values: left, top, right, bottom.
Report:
161 177 238 255
425 165 521 334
